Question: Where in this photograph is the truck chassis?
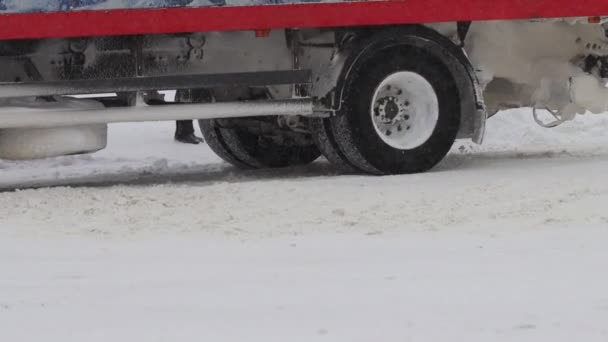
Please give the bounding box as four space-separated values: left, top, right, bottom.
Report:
1 1 608 174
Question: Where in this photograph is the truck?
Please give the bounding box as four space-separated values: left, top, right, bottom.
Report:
0 0 607 175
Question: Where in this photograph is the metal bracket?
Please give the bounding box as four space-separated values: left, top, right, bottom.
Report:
532 105 568 128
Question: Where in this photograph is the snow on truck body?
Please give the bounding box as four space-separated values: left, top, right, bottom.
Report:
0 0 607 174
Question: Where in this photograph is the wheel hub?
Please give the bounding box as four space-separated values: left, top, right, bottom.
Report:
376 96 409 124
370 72 439 150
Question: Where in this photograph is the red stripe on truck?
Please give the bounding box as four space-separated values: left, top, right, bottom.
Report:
0 0 607 40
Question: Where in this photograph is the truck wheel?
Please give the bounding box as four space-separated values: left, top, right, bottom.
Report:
177 88 320 169
323 36 461 175
199 118 321 169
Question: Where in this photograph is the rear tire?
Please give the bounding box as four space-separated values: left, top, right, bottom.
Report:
185 89 321 169
199 118 321 169
316 31 461 175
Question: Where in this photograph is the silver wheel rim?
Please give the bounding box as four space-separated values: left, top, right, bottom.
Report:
370 71 439 150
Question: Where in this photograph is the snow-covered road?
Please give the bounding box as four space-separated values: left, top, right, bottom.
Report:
2 109 608 341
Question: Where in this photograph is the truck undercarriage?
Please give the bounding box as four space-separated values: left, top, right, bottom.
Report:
1 1 608 175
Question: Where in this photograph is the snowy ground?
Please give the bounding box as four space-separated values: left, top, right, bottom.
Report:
2 109 608 341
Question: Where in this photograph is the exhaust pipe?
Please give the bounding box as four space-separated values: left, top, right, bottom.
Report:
0 98 313 129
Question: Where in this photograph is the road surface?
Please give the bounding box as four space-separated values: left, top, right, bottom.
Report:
1 109 608 341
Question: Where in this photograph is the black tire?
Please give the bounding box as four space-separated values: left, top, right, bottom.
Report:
324 32 461 175
197 119 253 169
184 89 321 169
199 118 321 169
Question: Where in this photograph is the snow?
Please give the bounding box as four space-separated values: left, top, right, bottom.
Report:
3 232 608 341
465 20 608 116
2 109 608 341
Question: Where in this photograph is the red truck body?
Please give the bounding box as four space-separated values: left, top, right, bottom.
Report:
1 0 608 40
